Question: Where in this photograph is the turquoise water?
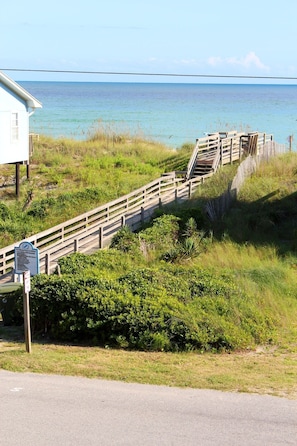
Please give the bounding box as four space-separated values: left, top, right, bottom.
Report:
20 82 297 148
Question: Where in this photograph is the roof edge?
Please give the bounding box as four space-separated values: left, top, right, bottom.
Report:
0 71 42 109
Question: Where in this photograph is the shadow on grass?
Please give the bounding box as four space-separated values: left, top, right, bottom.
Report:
0 320 101 350
0 321 24 343
152 188 297 258
219 190 297 256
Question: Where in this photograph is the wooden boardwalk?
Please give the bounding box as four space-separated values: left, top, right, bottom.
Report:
185 131 272 179
0 131 275 279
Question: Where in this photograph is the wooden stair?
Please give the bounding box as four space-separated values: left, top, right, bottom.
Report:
186 133 221 180
192 159 215 176
186 131 245 180
190 143 221 178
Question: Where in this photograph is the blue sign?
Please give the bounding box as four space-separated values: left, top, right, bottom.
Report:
14 241 40 276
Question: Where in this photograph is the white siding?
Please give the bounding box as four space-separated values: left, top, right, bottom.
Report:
0 84 30 164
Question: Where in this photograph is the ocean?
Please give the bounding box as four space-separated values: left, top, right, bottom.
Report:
20 82 297 149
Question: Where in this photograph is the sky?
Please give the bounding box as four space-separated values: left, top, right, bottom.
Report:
1 0 297 83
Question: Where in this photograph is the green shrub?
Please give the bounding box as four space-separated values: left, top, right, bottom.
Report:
153 206 205 230
139 214 180 256
110 225 140 254
0 203 11 220
24 265 276 352
57 250 140 278
27 202 49 219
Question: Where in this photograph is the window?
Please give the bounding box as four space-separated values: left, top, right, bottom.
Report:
11 112 19 142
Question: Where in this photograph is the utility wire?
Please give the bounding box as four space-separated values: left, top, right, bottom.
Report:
1 68 297 80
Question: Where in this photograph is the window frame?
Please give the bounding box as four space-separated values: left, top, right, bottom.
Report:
11 112 19 142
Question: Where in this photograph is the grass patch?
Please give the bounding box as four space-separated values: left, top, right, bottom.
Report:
0 336 296 399
222 152 297 252
0 134 191 247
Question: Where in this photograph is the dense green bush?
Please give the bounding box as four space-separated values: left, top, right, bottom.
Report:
110 225 140 254
109 213 211 262
57 249 141 278
152 206 205 233
16 264 276 352
139 214 180 251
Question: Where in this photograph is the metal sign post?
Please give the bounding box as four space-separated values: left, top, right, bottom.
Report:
13 241 38 353
22 270 32 353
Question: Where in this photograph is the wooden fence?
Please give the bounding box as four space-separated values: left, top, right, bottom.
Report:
0 131 281 277
205 140 287 221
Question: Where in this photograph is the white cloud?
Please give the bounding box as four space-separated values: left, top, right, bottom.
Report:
207 56 223 67
227 52 269 70
208 51 269 71
172 58 199 66
182 59 198 66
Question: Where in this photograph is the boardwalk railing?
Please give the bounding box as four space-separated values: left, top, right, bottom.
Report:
0 131 281 277
186 131 273 179
186 133 221 179
0 173 209 275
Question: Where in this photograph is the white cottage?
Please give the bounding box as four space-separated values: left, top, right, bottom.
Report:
0 71 42 165
0 71 42 195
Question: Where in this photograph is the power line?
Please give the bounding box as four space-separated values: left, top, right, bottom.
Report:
1 67 297 80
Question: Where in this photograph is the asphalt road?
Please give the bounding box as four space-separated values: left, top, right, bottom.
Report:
0 370 296 445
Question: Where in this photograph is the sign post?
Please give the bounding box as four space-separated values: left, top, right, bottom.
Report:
14 241 39 353
22 270 31 353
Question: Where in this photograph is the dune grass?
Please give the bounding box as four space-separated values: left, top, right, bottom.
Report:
1 142 297 398
0 133 192 246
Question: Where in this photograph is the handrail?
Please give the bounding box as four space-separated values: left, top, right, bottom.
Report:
186 133 221 180
0 131 276 276
0 174 186 274
186 132 273 179
212 146 221 173
186 139 200 180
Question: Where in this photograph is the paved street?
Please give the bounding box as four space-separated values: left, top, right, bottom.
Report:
1 370 296 445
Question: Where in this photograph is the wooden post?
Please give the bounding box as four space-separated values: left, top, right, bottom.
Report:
74 239 79 252
99 227 103 249
289 135 293 152
188 182 192 198
15 162 20 198
45 253 51 275
121 215 126 226
26 162 30 179
23 271 32 354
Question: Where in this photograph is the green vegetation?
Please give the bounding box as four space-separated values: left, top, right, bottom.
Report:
15 265 268 353
1 137 297 397
0 132 192 246
218 153 297 251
